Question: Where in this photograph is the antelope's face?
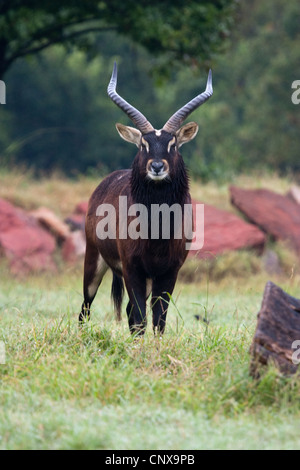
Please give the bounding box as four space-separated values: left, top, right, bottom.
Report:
116 122 199 182
107 62 212 182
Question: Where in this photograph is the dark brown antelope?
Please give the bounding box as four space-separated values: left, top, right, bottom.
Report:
79 62 213 334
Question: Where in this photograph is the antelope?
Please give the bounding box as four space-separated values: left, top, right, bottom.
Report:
79 62 213 334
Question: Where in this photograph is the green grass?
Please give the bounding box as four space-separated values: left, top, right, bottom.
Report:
1 169 300 449
1 262 300 450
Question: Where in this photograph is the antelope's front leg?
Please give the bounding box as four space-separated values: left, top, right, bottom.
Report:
123 271 147 335
151 271 178 335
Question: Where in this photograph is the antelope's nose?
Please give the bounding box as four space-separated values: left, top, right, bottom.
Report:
151 161 164 174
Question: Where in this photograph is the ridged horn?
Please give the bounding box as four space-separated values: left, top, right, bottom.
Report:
163 69 213 134
107 62 154 135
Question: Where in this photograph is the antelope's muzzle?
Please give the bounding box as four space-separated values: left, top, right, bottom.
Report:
146 159 169 181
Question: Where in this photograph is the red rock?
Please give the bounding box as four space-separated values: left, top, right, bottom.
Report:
230 186 300 255
30 207 70 242
189 200 266 258
287 185 300 205
64 214 85 231
65 200 88 232
62 230 86 263
0 198 56 274
74 201 89 215
0 198 26 232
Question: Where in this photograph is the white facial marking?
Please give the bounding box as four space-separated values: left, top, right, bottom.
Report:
141 137 149 153
147 172 169 181
155 129 162 136
167 136 176 153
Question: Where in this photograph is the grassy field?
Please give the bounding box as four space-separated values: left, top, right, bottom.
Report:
0 170 300 450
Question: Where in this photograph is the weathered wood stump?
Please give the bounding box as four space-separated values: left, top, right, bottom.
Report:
250 281 300 377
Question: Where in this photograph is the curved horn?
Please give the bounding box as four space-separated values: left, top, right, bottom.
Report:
107 62 154 135
163 69 213 134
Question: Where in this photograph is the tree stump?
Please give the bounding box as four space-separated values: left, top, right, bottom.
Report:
250 281 300 377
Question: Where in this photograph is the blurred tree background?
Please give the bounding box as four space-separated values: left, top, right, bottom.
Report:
0 0 299 180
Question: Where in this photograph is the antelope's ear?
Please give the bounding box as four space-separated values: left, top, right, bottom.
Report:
116 123 141 147
176 122 199 147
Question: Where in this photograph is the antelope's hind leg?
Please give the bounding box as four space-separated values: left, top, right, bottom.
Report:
79 246 108 323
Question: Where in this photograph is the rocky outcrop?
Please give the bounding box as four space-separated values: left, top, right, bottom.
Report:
230 186 300 255
189 200 266 258
0 198 56 274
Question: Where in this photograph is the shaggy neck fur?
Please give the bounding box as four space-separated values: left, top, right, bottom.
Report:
130 157 190 209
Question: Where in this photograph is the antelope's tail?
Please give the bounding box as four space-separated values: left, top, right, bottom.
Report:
111 273 124 321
